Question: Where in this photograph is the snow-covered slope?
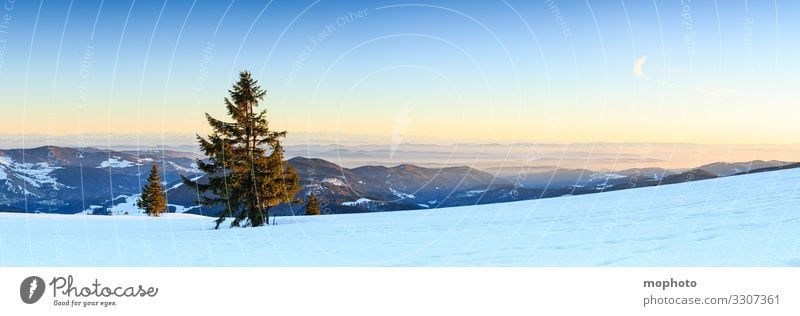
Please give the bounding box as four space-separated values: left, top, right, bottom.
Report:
0 155 67 196
1 167 799 266
0 147 204 214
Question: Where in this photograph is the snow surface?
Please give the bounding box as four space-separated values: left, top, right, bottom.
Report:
167 175 202 191
1 168 799 266
0 156 64 191
341 198 373 206
107 195 141 215
464 189 488 197
168 161 202 174
80 193 202 216
97 157 136 169
321 177 346 186
16 163 62 188
389 187 415 199
590 173 626 180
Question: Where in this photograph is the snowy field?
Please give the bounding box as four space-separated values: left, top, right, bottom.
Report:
1 168 799 266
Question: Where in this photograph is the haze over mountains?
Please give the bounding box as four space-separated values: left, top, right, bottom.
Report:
1 146 797 216
4 133 799 170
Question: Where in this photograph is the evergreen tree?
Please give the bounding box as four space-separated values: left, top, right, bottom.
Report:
305 193 321 216
184 71 300 229
137 164 167 217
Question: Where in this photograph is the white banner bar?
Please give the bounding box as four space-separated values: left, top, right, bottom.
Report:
1 268 797 315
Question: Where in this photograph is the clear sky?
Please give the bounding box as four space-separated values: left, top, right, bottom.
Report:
0 0 798 145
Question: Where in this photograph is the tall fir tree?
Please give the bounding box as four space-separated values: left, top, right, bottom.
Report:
184 71 300 229
305 193 321 216
137 164 167 217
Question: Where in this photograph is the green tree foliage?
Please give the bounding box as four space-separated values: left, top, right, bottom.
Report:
137 164 167 217
185 71 300 229
305 193 321 216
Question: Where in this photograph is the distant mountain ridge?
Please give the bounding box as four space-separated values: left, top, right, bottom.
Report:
697 160 790 177
0 146 796 216
123 156 800 216
168 157 503 216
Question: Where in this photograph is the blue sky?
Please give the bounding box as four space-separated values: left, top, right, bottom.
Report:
0 0 797 144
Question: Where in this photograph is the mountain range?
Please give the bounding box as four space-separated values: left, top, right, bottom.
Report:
0 146 795 216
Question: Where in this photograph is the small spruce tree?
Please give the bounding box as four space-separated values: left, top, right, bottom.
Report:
137 164 167 216
305 193 321 216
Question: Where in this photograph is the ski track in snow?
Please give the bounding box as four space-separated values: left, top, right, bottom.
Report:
0 168 799 266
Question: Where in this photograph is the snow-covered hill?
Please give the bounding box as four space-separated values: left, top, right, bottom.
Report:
1 167 799 266
0 146 203 214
